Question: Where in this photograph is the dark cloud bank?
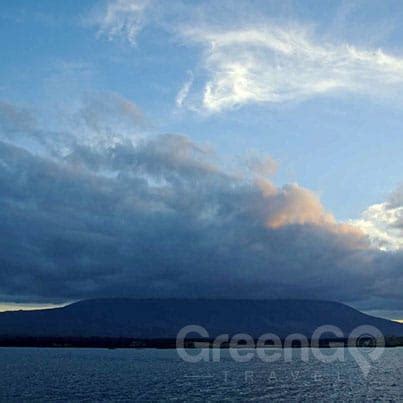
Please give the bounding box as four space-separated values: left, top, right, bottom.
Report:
0 96 402 313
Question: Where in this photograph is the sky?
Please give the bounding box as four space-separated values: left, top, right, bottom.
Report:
1 0 403 320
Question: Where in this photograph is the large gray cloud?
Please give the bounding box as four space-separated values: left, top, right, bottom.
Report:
0 97 402 313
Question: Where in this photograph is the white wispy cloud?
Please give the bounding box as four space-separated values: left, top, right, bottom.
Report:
351 202 403 251
175 71 193 108
91 0 151 45
87 1 403 113
179 25 403 113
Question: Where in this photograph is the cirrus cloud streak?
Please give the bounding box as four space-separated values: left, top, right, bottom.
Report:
179 25 403 112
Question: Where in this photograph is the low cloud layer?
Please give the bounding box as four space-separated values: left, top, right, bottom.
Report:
0 96 403 313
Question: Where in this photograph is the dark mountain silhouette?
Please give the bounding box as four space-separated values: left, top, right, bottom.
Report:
0 298 402 339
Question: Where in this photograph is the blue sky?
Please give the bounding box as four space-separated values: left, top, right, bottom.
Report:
1 0 403 318
2 0 403 220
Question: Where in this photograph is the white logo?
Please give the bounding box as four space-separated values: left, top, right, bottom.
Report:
176 324 385 377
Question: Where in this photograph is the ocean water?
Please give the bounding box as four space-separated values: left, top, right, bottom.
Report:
0 347 401 401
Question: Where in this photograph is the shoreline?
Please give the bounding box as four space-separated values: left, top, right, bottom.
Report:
0 337 401 349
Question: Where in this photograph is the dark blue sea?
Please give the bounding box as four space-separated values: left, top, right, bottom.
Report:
0 347 401 401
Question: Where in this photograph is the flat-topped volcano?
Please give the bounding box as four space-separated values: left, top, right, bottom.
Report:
0 298 402 339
